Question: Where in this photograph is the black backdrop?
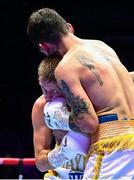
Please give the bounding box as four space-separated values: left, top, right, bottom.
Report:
0 0 134 178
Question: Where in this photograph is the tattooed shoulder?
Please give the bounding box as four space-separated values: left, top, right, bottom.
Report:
78 54 103 86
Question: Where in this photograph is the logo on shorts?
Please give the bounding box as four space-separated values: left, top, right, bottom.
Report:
69 170 83 179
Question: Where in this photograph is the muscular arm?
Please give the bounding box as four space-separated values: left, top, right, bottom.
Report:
32 95 54 172
55 62 99 134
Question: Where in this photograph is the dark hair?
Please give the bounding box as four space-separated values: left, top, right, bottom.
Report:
38 53 62 82
27 8 69 46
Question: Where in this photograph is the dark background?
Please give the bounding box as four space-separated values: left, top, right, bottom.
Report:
0 0 134 178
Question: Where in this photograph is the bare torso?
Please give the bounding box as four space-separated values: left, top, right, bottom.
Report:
57 40 134 120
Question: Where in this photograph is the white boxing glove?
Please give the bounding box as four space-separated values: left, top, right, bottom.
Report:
44 97 71 131
48 131 90 168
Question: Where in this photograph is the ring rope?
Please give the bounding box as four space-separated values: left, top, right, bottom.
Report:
0 158 35 166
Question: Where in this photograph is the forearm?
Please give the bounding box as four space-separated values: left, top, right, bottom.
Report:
35 149 54 172
69 111 98 134
36 142 71 171
44 97 98 134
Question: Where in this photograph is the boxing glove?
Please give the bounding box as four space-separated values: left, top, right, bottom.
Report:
44 97 71 131
48 131 90 168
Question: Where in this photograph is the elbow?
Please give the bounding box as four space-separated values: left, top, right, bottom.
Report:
81 124 98 134
35 157 47 172
90 123 98 134
36 165 45 173
89 116 99 134
80 116 99 134
88 115 99 133
35 149 53 172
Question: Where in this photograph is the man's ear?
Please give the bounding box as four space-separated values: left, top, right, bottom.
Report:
67 23 74 34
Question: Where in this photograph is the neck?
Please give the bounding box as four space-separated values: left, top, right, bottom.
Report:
59 33 83 54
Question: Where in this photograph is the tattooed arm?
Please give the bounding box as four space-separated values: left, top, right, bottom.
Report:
55 62 99 134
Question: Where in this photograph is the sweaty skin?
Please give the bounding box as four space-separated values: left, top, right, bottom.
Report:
28 7 134 177
27 7 134 135
55 40 134 134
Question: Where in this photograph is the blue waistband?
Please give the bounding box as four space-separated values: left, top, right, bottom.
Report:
98 114 118 124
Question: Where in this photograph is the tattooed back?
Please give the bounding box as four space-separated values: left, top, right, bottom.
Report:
55 40 134 122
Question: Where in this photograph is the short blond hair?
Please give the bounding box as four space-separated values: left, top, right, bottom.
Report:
38 53 62 82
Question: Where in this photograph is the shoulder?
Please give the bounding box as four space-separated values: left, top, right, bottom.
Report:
55 56 79 82
32 95 45 114
55 45 94 80
89 39 111 48
32 95 46 127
